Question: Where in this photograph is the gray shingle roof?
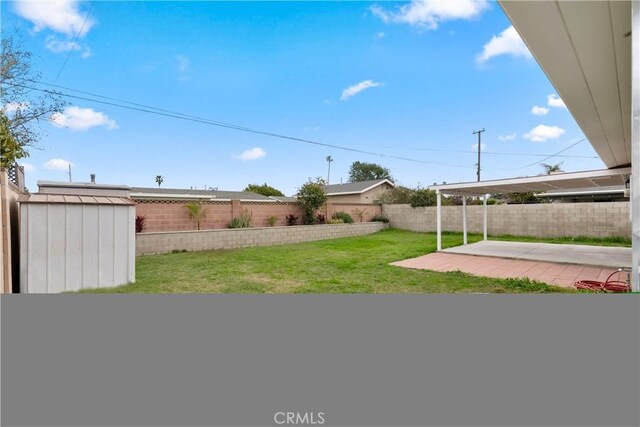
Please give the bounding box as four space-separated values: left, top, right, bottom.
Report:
130 187 273 201
324 179 394 195
269 196 298 202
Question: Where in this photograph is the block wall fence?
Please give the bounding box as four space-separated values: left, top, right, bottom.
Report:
136 222 388 255
135 200 382 232
382 202 631 238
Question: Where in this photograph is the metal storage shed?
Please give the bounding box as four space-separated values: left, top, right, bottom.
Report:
19 192 136 293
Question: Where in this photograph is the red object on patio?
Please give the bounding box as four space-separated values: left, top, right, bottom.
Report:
574 270 632 293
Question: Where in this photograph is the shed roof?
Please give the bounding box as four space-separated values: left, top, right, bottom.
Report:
430 167 630 196
19 194 135 205
325 179 395 196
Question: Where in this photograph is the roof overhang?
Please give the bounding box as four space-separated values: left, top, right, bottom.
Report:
499 0 631 168
430 167 631 196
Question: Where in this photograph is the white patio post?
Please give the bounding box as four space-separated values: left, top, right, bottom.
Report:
483 194 488 241
632 0 640 291
436 189 442 251
462 195 467 245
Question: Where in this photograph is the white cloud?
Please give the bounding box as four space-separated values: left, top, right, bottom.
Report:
531 105 549 116
236 147 266 161
471 143 486 151
498 133 517 141
371 0 489 29
50 106 118 131
375 31 386 39
14 0 95 37
340 80 382 101
45 35 91 58
176 55 190 73
522 125 565 142
44 158 73 171
19 162 35 172
547 94 566 108
2 102 29 113
476 25 532 64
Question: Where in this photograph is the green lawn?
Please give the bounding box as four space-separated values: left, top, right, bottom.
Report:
82 229 581 294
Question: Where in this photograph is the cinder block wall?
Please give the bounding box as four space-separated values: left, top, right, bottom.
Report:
135 200 382 232
382 202 631 238
136 222 388 255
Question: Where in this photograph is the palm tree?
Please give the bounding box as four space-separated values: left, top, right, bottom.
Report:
155 175 164 188
184 202 206 230
540 163 564 174
326 155 333 184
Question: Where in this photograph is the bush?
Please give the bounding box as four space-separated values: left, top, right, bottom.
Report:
297 178 328 225
316 214 326 224
228 209 253 228
286 214 298 226
371 215 389 223
327 218 345 224
135 215 146 233
332 211 354 224
266 215 279 227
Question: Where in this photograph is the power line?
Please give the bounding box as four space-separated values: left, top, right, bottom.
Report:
375 145 597 159
504 138 588 170
53 1 95 82
26 80 598 161
10 81 475 169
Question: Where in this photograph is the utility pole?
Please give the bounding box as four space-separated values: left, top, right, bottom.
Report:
326 155 333 184
68 164 72 182
473 128 485 182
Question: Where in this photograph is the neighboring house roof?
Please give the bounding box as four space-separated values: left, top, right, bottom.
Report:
324 179 395 196
269 196 298 203
130 187 274 202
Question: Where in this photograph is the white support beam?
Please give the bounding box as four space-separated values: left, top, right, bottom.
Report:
462 195 467 245
632 0 640 292
483 195 488 241
436 190 442 251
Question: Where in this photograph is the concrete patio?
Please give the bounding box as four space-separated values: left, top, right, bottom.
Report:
443 240 631 268
392 241 631 288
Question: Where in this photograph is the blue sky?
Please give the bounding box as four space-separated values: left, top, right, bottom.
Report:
2 0 603 195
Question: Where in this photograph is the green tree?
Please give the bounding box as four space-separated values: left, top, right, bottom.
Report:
1 112 25 168
326 155 333 184
296 178 327 225
541 162 564 174
184 202 206 230
1 33 66 161
243 183 284 197
508 192 539 204
348 161 392 182
155 175 164 188
409 188 437 208
378 185 415 204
